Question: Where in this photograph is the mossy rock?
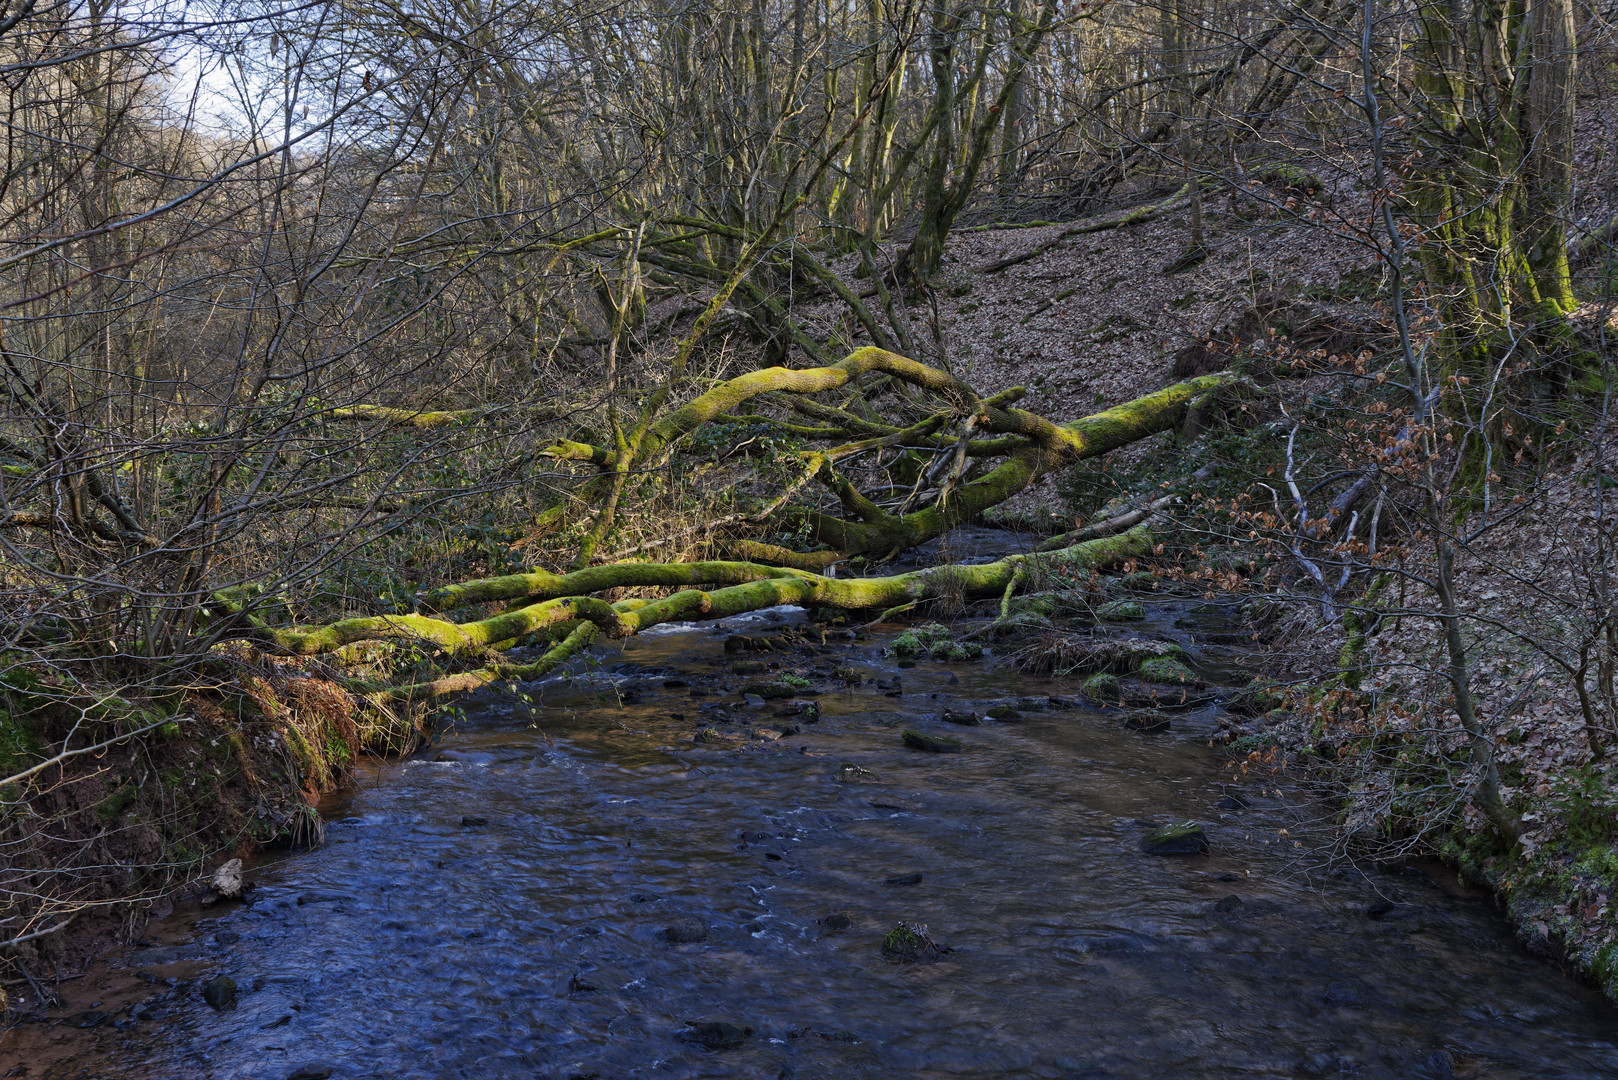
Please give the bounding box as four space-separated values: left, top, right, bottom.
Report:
902 730 962 753
1228 732 1277 754
1007 594 1058 619
1140 822 1208 855
880 921 941 963
1228 678 1285 716
1015 697 1047 712
740 681 797 700
1096 600 1146 621
1017 635 1181 678
985 704 1020 721
1138 657 1197 685
1082 672 1122 703
732 660 768 675
891 623 983 663
931 641 984 662
890 623 952 658
941 711 981 726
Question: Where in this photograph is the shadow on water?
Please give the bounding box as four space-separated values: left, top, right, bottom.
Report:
8 580 1618 1079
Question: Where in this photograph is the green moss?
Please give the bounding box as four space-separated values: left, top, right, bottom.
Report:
1228 733 1277 754
891 623 953 658
97 783 137 820
890 623 983 663
780 673 811 689
740 680 798 700
1138 657 1196 684
1082 672 1122 702
1007 593 1057 619
1097 600 1145 620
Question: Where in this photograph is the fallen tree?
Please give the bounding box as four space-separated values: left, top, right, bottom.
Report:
251 524 1158 702
210 345 1240 700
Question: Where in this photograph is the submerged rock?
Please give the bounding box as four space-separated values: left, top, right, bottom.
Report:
680 1020 753 1049
902 730 962 753
884 872 923 886
202 975 237 1011
940 710 981 726
661 918 709 944
740 680 797 699
285 1065 335 1080
1139 822 1208 855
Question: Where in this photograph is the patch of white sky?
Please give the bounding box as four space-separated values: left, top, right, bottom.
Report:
119 0 347 143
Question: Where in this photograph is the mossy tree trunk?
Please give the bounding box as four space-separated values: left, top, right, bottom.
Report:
1399 0 1577 373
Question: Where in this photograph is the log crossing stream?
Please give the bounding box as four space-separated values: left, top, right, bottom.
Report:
8 545 1618 1079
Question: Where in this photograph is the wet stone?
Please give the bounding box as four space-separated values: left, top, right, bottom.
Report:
460 815 489 827
201 975 237 1011
1213 895 1244 913
820 913 853 930
941 710 981 726
985 704 1020 721
902 730 962 753
661 918 709 944
884 872 923 886
286 1066 335 1080
1140 822 1208 855
740 680 797 700
680 1021 753 1050
1122 711 1171 733
1015 697 1047 712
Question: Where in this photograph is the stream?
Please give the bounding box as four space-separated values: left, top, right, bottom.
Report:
7 551 1618 1079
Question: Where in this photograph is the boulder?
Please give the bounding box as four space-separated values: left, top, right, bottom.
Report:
1139 822 1209 855
901 730 962 753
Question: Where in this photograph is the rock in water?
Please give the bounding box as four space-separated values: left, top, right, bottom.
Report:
1096 600 1146 620
1139 822 1209 855
901 730 962 753
202 975 237 1011
661 918 709 944
680 1021 752 1049
206 858 243 903
286 1066 335 1080
880 921 941 963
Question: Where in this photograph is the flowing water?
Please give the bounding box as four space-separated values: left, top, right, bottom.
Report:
8 586 1618 1079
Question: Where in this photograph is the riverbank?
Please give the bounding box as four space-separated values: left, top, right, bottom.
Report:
0 650 422 991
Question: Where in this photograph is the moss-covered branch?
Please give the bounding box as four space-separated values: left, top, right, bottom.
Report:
266 526 1157 700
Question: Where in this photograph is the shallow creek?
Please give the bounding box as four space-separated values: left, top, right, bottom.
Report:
8 591 1618 1079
